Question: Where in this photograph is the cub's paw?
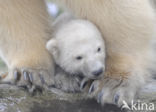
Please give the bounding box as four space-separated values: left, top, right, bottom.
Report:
51 72 86 93
1 68 54 92
89 77 141 107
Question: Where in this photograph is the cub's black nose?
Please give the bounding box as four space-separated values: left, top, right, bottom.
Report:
92 68 103 76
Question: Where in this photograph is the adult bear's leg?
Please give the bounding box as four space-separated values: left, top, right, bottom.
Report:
0 0 54 89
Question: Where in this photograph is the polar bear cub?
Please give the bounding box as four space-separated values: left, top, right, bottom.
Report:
46 13 106 92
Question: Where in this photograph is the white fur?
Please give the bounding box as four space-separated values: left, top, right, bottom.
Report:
47 13 106 79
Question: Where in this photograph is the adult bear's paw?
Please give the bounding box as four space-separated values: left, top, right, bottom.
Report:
0 67 54 92
52 73 82 93
89 74 146 107
0 50 55 93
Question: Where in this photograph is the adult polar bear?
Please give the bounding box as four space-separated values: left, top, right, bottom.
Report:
0 0 155 106
55 0 156 106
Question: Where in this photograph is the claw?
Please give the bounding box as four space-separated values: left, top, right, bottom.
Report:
114 93 120 104
97 91 104 103
89 83 94 94
14 70 20 81
39 74 45 84
14 70 18 80
23 71 32 87
29 73 33 83
4 68 52 93
80 80 88 90
23 71 28 81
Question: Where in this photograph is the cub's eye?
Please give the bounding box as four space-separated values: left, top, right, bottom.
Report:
97 47 101 52
76 56 83 60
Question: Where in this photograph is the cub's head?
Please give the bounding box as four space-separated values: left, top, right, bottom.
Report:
47 20 106 79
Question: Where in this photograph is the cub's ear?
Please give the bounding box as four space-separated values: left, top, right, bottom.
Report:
46 38 59 58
